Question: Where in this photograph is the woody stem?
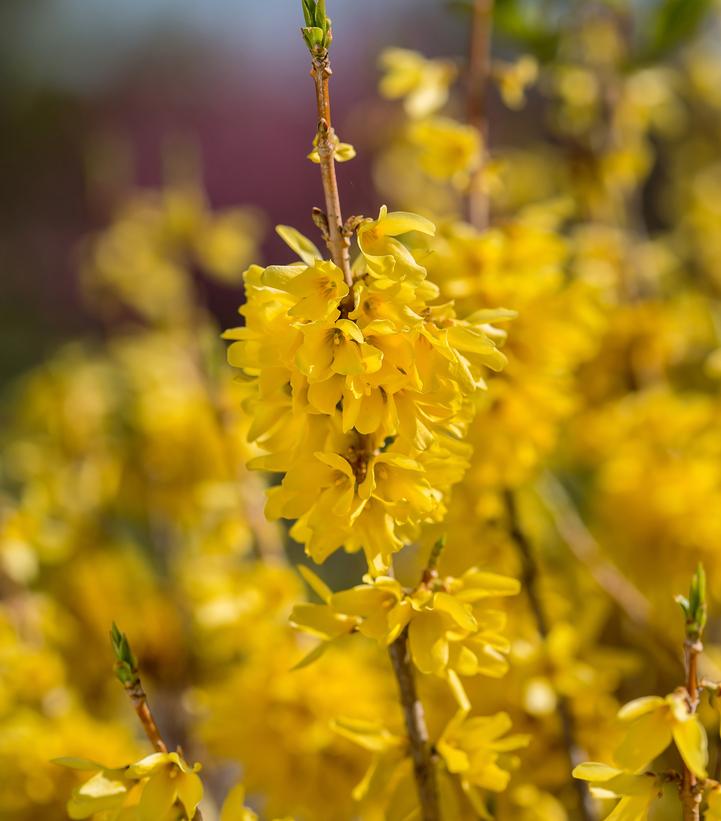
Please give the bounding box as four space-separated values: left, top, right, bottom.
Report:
309 50 354 298
388 628 441 821
124 678 168 754
681 638 702 820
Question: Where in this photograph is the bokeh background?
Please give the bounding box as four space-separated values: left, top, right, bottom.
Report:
0 0 469 381
3 1 721 819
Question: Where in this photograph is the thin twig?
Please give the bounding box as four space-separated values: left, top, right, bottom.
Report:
388 629 441 821
682 637 703 819
308 49 354 301
537 472 687 674
112 625 204 819
466 0 494 230
503 489 596 821
124 677 169 754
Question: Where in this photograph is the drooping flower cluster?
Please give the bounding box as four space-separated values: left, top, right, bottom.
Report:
291 564 519 683
225 207 511 572
572 690 710 821
55 752 203 821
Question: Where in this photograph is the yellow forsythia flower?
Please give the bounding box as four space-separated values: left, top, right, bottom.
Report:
307 132 356 164
493 56 538 110
436 711 530 793
407 117 481 187
290 566 519 679
55 752 203 820
225 206 510 573
613 693 708 778
572 762 660 820
378 48 456 118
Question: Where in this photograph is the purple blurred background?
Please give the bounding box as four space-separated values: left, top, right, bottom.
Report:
0 0 471 381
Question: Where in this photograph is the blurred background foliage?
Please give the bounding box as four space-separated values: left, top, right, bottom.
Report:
2 0 721 819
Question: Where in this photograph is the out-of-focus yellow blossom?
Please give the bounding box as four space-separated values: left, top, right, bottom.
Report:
82 185 262 317
613 693 707 778
198 638 396 821
421 213 604 493
493 56 538 110
572 762 660 820
219 783 294 821
225 208 510 572
505 784 567 821
0 606 141 820
565 389 721 627
219 785 258 821
407 118 481 187
378 48 456 118
56 751 202 820
436 711 530 794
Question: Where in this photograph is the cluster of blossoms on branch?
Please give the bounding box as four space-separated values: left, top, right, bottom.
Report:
224 211 512 574
574 567 721 820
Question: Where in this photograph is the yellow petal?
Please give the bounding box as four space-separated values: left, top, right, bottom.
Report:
138 771 175 821
176 772 203 818
617 696 666 721
408 612 448 675
220 784 258 821
376 209 436 238
289 603 354 639
276 225 322 265
573 762 626 783
672 715 708 779
605 795 654 821
297 565 333 603
433 592 477 632
67 772 128 820
613 709 672 771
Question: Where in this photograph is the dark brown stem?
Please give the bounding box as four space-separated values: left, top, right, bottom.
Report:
388 629 441 821
503 489 596 821
682 638 703 820
309 50 353 301
466 0 494 230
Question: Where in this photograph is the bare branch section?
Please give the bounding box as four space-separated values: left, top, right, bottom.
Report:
678 566 707 821
681 639 702 820
503 490 596 821
388 629 441 821
308 51 354 295
466 0 494 230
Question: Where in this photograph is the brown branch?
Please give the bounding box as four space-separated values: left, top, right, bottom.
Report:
308 49 353 301
503 489 596 821
122 668 206 819
388 628 441 821
681 637 703 820
124 677 169 754
466 0 494 230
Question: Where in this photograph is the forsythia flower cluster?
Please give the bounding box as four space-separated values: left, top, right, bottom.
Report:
291 564 519 680
225 208 511 573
